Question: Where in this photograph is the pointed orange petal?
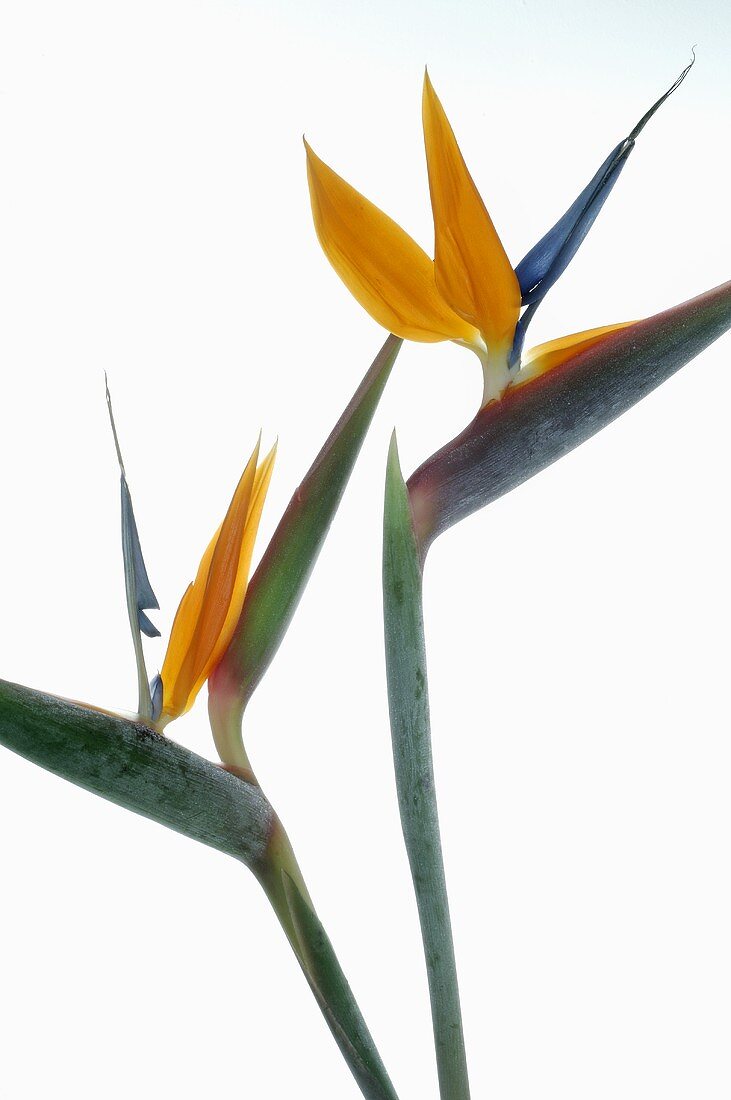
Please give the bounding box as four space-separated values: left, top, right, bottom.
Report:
194 441 277 696
305 139 477 344
160 441 275 722
177 444 260 704
422 72 520 352
160 534 220 721
516 322 636 386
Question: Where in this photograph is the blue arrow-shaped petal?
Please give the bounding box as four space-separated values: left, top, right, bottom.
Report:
106 378 160 719
511 55 695 366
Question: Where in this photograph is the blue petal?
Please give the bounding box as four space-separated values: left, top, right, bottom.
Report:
510 303 538 371
149 674 163 722
120 478 161 637
138 611 161 640
106 378 160 718
511 55 695 366
516 139 629 306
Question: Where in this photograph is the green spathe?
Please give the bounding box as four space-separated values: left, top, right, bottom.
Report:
409 280 731 552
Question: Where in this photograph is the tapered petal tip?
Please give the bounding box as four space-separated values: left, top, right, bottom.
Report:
159 440 276 723
303 136 318 167
514 52 697 340
305 135 476 343
422 67 435 105
421 70 520 352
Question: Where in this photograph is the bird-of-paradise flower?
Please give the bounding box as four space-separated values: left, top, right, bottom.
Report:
155 439 276 727
306 61 694 407
106 379 276 730
107 333 402 772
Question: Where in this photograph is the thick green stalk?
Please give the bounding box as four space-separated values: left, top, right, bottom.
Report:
382 438 470 1100
0 680 399 1100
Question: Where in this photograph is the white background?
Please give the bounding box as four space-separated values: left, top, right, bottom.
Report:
0 1 729 1097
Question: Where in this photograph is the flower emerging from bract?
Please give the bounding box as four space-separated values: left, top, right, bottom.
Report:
156 439 276 726
306 63 693 407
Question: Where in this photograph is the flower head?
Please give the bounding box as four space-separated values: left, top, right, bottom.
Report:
306 62 694 406
156 439 276 726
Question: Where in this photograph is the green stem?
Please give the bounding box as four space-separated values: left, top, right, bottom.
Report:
255 821 401 1100
383 436 470 1100
208 689 400 1100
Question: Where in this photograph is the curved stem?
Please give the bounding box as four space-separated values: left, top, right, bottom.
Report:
208 688 400 1100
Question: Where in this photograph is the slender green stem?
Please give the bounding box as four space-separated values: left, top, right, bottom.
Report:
383 437 470 1100
252 818 401 1100
208 688 400 1100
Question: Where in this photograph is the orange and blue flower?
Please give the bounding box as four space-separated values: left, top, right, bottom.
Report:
306 61 694 408
156 440 276 726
